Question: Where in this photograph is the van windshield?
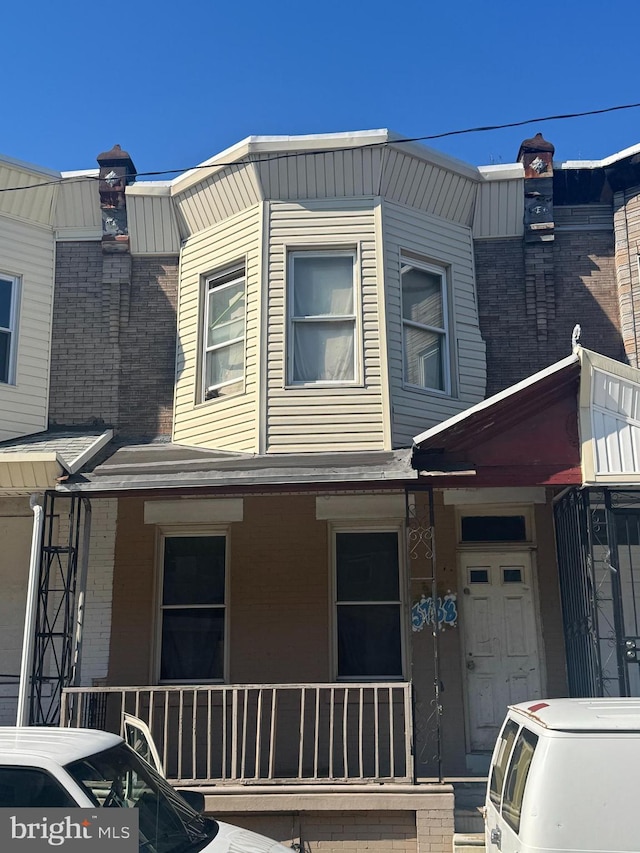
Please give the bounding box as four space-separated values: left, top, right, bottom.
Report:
66 743 218 853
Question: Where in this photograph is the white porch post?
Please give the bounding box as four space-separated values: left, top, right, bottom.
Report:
16 493 44 726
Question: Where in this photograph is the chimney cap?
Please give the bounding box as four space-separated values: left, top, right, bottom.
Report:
517 132 555 161
97 144 137 182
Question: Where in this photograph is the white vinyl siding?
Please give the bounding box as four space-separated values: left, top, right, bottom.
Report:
173 164 263 239
266 199 386 453
173 204 262 452
382 200 486 447
255 148 386 202
0 216 54 441
54 175 102 236
0 162 57 227
127 192 181 255
473 175 524 238
380 148 477 227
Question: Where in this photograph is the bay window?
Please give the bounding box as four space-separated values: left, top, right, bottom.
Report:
288 251 357 384
401 257 450 393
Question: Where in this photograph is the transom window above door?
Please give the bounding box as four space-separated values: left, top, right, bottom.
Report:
288 251 357 384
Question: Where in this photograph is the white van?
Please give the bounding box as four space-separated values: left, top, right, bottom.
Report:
0 725 290 853
485 698 640 853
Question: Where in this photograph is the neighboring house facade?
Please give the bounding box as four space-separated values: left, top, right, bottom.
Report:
1 130 640 853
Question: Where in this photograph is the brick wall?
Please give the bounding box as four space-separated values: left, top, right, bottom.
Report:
209 806 454 853
475 214 623 396
50 242 119 426
79 498 117 686
50 245 178 437
119 256 178 436
614 187 640 366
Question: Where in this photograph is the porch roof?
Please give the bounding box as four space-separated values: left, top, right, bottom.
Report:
55 441 417 495
413 346 640 488
0 429 113 496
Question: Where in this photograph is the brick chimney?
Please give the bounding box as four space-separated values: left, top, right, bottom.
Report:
518 132 555 240
97 144 137 251
517 133 555 346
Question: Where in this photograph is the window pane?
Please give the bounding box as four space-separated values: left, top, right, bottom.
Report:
0 767 76 807
0 278 12 329
336 532 399 601
502 728 538 834
293 321 354 382
160 609 224 681
293 255 353 316
402 266 443 328
207 280 245 347
163 536 225 605
337 605 402 677
461 516 527 542
0 331 9 383
403 326 444 390
489 720 519 808
469 569 489 584
503 568 523 583
205 340 245 389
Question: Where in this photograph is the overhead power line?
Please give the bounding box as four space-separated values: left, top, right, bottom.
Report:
1 100 639 194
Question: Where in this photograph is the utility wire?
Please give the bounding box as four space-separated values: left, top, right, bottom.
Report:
1 100 639 194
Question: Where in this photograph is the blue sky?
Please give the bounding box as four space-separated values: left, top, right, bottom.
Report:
4 0 639 177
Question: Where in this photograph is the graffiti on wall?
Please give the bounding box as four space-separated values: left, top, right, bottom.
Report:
411 592 457 631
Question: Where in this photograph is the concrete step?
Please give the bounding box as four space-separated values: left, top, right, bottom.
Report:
454 808 484 833
452 832 485 853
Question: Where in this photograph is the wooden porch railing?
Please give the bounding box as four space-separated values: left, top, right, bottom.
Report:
61 683 413 785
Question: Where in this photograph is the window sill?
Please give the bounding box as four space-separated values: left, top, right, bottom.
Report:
402 382 456 399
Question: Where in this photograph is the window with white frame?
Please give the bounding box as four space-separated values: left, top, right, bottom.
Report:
202 264 245 401
159 534 226 681
401 256 450 393
288 251 357 384
0 274 19 385
335 530 403 679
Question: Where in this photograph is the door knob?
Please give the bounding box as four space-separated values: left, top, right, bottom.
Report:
466 659 475 670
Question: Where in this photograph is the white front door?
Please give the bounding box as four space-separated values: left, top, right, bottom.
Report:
459 551 541 753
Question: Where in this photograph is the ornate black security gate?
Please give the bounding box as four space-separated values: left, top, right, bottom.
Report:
29 491 91 724
555 488 640 697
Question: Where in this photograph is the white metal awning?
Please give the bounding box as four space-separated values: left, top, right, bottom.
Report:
0 430 112 496
578 348 640 485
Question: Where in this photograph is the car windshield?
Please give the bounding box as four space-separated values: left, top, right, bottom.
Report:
66 743 218 853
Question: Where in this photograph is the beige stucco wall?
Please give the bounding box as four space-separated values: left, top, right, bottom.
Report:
109 494 331 684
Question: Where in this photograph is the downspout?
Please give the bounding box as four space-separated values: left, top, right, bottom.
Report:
16 493 44 726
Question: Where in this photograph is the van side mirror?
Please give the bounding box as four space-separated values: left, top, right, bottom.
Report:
179 789 205 814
